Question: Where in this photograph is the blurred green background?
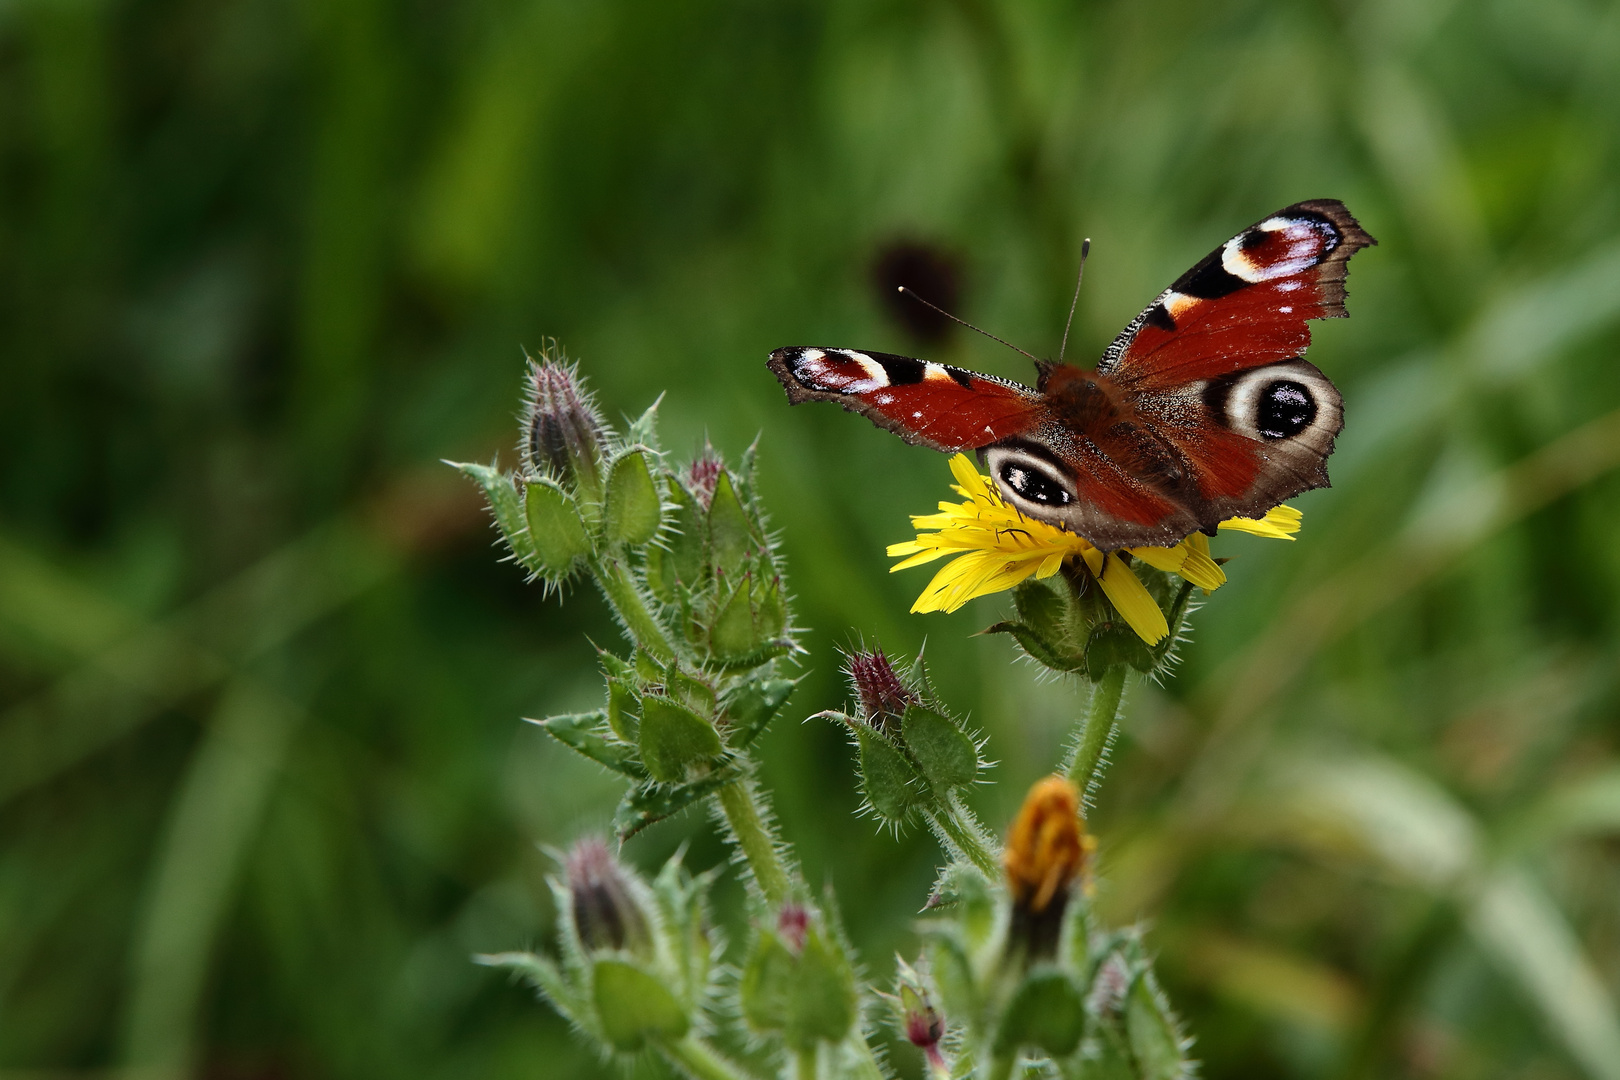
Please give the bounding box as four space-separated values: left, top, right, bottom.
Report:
5 0 1620 1077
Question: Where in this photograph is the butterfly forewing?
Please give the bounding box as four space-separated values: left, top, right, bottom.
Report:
767 347 1044 451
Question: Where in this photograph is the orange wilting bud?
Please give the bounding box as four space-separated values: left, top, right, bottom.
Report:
1003 776 1092 957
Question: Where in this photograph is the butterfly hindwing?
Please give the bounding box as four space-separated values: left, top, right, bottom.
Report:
767 347 1044 451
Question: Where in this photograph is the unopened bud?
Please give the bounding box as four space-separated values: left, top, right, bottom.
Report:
842 645 916 730
524 357 606 496
565 838 649 954
686 449 723 509
776 902 809 954
895 957 945 1052
1003 777 1091 959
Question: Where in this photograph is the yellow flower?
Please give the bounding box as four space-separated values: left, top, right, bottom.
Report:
886 455 1302 645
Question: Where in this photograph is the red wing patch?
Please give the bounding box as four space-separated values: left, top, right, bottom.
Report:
1099 200 1375 390
767 347 1045 451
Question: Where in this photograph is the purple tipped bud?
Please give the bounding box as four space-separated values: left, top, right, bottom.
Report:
686 450 723 509
896 959 945 1049
523 357 606 492
843 646 916 730
776 902 809 955
565 838 649 954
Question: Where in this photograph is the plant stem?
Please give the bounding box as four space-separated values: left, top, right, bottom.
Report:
657 1035 752 1080
1065 666 1126 805
925 794 1001 878
591 554 675 660
795 1045 818 1080
716 774 791 904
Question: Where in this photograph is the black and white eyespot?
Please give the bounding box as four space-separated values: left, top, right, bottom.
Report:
1204 360 1341 446
984 445 1077 513
1219 214 1339 284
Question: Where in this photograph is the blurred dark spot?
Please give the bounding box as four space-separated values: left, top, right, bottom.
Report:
872 240 964 348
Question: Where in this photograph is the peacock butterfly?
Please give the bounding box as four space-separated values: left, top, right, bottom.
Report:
768 200 1375 551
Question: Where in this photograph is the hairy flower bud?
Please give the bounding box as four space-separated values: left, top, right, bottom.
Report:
686 449 723 509
776 902 809 954
842 645 916 730
566 838 649 954
1003 776 1091 959
524 357 607 496
895 957 947 1067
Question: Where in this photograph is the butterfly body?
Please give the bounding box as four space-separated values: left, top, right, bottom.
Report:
769 200 1375 551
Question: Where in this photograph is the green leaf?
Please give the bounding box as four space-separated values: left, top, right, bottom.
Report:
856 726 924 821
603 449 662 546
707 471 753 577
523 476 593 571
983 621 1087 672
666 483 706 585
592 958 690 1050
1125 973 1188 1080
606 678 640 741
451 461 536 567
992 968 1086 1058
708 578 760 659
666 669 717 715
902 705 978 790
638 695 723 782
725 676 799 748
623 395 664 449
477 951 586 1025
534 711 646 779
1084 622 1156 679
1014 578 1070 642
613 767 741 839
757 577 786 638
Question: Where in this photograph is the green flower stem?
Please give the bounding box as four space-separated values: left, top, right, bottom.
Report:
794 1045 818 1080
1065 665 1127 803
590 554 675 660
925 795 1000 879
716 774 791 904
657 1035 752 1080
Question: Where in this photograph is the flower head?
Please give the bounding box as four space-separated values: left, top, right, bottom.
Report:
887 454 1302 644
1003 776 1093 959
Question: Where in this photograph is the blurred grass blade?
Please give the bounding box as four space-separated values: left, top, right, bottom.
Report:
120 679 306 1078
0 522 393 805
1467 867 1620 1080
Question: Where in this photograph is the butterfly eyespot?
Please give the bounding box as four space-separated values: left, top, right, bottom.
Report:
1256 380 1316 440
1000 462 1073 506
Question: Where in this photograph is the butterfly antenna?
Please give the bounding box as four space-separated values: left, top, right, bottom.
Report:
896 287 1041 363
1058 238 1091 363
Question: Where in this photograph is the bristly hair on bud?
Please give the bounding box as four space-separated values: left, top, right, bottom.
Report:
522 344 608 491
841 644 917 730
1003 776 1093 960
565 837 650 954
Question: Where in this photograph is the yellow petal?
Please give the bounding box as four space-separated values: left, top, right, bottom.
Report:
1175 543 1226 591
1218 504 1302 540
1094 552 1168 645
1128 545 1186 574
949 453 985 494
